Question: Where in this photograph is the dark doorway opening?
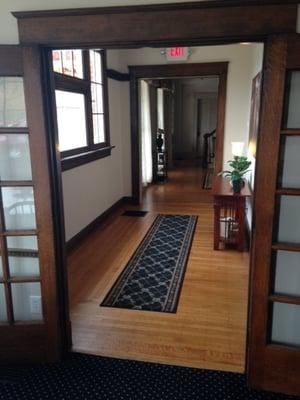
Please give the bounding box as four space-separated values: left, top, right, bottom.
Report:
129 62 228 204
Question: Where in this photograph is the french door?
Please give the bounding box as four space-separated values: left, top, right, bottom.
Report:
0 46 68 362
248 35 300 396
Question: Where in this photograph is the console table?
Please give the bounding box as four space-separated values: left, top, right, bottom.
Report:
212 177 251 251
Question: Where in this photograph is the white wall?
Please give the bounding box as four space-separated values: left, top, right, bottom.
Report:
0 0 299 44
246 43 264 189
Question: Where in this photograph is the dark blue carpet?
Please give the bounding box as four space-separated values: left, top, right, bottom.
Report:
0 353 299 400
102 214 197 312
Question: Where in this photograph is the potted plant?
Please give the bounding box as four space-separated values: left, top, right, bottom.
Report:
218 156 252 193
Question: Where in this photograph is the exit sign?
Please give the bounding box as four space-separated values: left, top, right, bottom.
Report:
165 47 190 62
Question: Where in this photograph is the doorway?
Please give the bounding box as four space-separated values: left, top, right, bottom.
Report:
40 43 264 373
138 75 219 194
130 62 227 204
4 2 300 395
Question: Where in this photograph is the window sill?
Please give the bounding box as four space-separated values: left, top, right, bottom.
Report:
61 146 115 171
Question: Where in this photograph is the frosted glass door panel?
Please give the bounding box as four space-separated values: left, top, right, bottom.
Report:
274 251 300 296
0 77 27 127
281 136 300 188
277 196 300 243
0 284 7 322
0 254 3 278
8 257 39 278
271 302 300 346
285 71 300 129
2 187 36 230
11 282 42 321
7 236 39 277
52 50 83 79
0 134 32 181
6 235 38 250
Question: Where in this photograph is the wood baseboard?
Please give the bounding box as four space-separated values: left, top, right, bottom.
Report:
66 196 133 253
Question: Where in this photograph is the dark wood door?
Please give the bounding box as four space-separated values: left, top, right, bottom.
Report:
0 46 67 363
248 34 300 397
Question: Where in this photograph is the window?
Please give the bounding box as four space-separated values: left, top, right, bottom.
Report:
52 49 111 170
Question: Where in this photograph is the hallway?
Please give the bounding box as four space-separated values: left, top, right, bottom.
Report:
68 166 249 373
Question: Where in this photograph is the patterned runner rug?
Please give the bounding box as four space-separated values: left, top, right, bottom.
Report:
101 214 197 313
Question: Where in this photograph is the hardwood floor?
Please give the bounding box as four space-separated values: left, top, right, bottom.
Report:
67 165 250 373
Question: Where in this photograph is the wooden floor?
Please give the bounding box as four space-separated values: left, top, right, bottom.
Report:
68 165 250 373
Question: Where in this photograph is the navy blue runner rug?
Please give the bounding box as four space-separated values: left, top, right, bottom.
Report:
101 214 197 313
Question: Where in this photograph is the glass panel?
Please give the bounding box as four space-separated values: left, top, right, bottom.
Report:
285 71 300 129
0 77 27 127
277 195 300 243
7 236 39 278
0 134 32 181
90 50 102 83
0 284 7 322
281 136 300 188
2 186 36 230
93 114 105 144
9 256 39 278
55 90 87 152
11 282 43 322
271 302 300 346
91 83 103 114
52 50 83 79
274 251 300 296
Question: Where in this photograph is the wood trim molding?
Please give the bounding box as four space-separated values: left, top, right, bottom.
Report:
130 62 228 204
129 62 229 78
61 146 115 171
66 197 132 253
13 4 297 46
0 324 46 364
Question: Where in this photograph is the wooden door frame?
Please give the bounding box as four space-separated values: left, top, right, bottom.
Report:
129 62 228 204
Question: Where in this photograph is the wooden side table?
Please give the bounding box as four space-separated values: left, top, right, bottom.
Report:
212 177 251 251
